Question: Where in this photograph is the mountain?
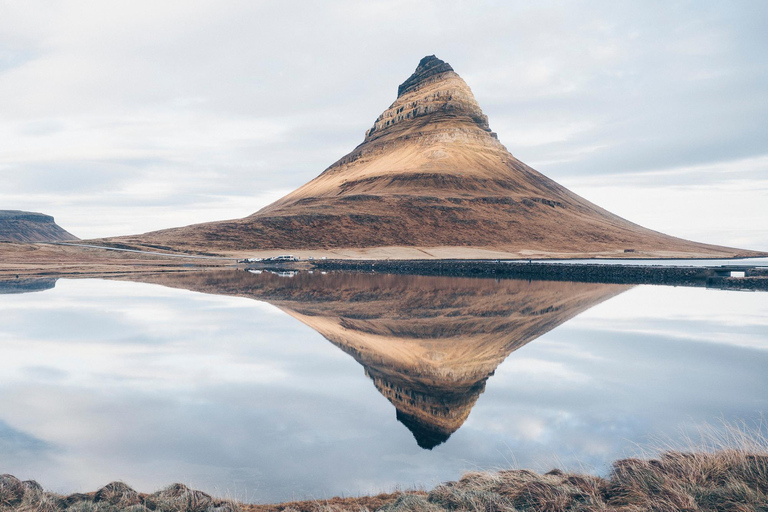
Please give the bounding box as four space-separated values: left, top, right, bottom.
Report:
104 56 758 258
120 270 629 449
0 210 78 243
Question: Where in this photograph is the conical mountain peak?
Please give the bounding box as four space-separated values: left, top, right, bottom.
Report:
364 55 494 143
397 55 455 96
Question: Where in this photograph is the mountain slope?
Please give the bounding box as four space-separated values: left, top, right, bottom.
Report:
105 56 759 258
0 210 78 243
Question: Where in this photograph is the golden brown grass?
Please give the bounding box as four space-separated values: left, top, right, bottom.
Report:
3 424 767 511
3 450 767 512
0 479 241 512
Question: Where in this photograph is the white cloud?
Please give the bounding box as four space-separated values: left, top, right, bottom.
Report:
0 1 765 246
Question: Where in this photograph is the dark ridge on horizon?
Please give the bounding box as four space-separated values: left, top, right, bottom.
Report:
0 210 78 243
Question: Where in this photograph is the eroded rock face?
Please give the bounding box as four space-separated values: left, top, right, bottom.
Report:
365 55 494 143
0 210 78 243
398 55 455 96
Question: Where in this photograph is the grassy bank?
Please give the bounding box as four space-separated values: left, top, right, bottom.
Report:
3 446 768 512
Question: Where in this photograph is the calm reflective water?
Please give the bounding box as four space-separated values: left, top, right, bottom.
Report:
0 271 766 503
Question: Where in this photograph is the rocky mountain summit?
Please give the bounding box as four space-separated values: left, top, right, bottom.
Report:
0 210 78 243
364 55 494 143
104 56 758 258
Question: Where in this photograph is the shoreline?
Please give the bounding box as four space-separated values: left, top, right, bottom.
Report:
1 241 766 281
3 258 768 291
1 240 766 290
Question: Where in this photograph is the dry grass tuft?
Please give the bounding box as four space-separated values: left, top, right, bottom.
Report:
143 483 214 512
419 424 768 512
94 482 141 508
378 493 441 512
0 475 25 509
0 474 57 511
0 476 242 512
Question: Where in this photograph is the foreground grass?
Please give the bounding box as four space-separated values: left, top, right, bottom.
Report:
2 448 768 512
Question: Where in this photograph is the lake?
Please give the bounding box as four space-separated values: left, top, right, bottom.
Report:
0 270 766 503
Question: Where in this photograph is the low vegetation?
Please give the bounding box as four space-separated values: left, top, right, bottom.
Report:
3 425 767 512
0 479 240 512
2 447 766 512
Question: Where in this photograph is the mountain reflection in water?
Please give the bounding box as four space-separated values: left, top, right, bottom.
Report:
2 271 766 502
118 270 630 449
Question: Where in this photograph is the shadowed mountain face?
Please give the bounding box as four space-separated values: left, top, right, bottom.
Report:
122 270 630 448
107 55 756 258
0 211 78 243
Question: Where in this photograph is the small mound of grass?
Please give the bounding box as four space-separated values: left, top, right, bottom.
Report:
0 477 240 512
417 447 768 512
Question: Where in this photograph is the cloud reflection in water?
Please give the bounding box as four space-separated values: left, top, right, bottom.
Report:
0 272 765 503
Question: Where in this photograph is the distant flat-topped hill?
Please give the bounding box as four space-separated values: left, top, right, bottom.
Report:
0 210 78 243
102 56 760 259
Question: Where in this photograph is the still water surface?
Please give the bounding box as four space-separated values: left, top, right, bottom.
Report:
0 271 766 503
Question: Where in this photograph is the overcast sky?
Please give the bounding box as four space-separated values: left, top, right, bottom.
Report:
1 1 766 250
